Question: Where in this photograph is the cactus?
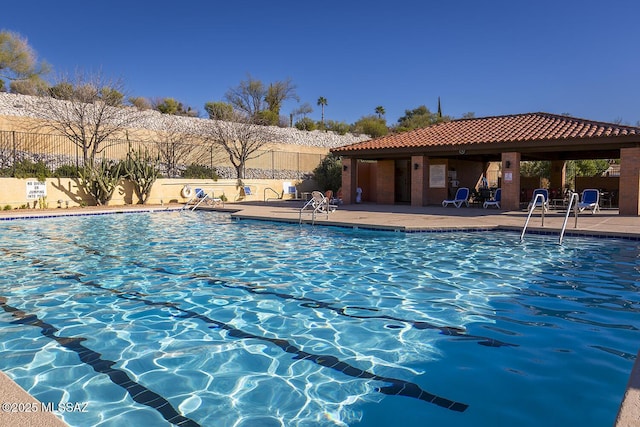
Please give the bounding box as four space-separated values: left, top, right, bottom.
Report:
122 145 160 204
78 157 123 206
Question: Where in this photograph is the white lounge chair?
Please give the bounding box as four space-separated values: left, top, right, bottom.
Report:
527 188 549 212
577 189 600 213
299 191 337 224
483 188 501 209
442 187 469 208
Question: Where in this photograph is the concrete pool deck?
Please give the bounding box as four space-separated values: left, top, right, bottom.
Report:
0 202 638 426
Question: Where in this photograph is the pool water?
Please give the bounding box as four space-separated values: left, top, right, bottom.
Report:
0 211 638 426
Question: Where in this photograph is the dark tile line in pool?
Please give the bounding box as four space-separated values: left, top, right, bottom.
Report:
2 236 471 414
72 275 470 412
0 209 177 221
0 296 202 427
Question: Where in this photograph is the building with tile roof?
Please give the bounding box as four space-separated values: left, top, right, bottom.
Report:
331 112 640 215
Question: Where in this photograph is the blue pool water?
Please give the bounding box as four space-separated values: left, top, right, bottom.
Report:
0 211 638 426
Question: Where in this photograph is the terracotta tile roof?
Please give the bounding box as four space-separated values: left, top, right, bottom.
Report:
332 112 640 153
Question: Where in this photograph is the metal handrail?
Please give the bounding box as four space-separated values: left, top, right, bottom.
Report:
180 195 197 211
520 193 546 241
263 187 281 201
559 192 579 244
191 194 209 210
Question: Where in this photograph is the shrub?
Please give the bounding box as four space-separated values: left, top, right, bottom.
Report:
181 164 219 180
9 159 51 181
312 153 342 193
295 117 316 131
53 164 80 178
325 120 351 135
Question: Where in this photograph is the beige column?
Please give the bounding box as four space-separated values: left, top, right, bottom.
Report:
501 152 521 210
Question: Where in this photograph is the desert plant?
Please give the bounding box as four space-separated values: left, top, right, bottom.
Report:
37 196 48 209
78 158 123 206
122 146 160 204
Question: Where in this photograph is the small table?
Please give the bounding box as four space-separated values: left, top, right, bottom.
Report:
301 192 312 201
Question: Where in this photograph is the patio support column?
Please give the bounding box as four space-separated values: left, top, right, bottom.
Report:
619 146 640 215
501 152 521 211
411 155 428 206
341 157 357 205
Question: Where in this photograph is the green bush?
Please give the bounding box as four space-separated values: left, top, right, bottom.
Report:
53 164 80 178
181 164 219 180
7 159 51 180
312 153 342 193
295 117 317 131
352 115 388 138
325 120 351 135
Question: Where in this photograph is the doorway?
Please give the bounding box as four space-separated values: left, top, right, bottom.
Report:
394 159 411 203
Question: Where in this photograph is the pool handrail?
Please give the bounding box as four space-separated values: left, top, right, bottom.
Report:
559 192 579 244
520 192 546 241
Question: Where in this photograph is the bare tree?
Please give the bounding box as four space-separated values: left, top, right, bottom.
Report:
201 112 275 180
153 115 212 178
224 74 265 118
30 70 142 166
224 75 297 124
265 78 298 116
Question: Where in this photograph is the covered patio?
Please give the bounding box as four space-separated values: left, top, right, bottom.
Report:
331 112 640 215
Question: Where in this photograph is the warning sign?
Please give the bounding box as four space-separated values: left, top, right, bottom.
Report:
26 181 47 200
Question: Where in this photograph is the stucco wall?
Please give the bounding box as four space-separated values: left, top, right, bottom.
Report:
0 177 312 209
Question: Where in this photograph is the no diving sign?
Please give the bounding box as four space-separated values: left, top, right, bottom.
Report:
26 181 47 200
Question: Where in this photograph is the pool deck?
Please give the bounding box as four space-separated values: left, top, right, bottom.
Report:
0 201 638 426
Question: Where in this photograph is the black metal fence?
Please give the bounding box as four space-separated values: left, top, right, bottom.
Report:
0 130 325 179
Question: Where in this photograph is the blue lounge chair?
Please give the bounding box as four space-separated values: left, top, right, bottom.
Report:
442 187 469 208
483 188 501 209
577 189 600 213
527 188 549 212
194 188 206 199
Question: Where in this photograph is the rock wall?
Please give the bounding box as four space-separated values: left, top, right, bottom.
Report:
0 93 368 149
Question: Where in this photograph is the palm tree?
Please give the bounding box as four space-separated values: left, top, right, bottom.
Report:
317 97 327 125
375 105 386 119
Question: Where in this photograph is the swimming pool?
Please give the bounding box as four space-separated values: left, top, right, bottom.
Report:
0 211 638 426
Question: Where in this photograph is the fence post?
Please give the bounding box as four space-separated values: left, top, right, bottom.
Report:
271 150 275 179
11 131 16 176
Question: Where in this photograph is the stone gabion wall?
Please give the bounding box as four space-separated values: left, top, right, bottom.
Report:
0 93 369 149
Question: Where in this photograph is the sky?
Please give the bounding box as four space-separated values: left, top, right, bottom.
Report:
3 0 639 126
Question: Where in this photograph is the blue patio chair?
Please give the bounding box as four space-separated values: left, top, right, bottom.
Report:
577 189 600 214
483 188 501 209
527 188 549 212
194 188 206 199
442 187 470 208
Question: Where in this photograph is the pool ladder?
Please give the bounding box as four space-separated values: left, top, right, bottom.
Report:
181 194 210 211
521 192 579 244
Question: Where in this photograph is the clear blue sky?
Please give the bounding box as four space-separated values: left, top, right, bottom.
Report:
3 0 639 125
